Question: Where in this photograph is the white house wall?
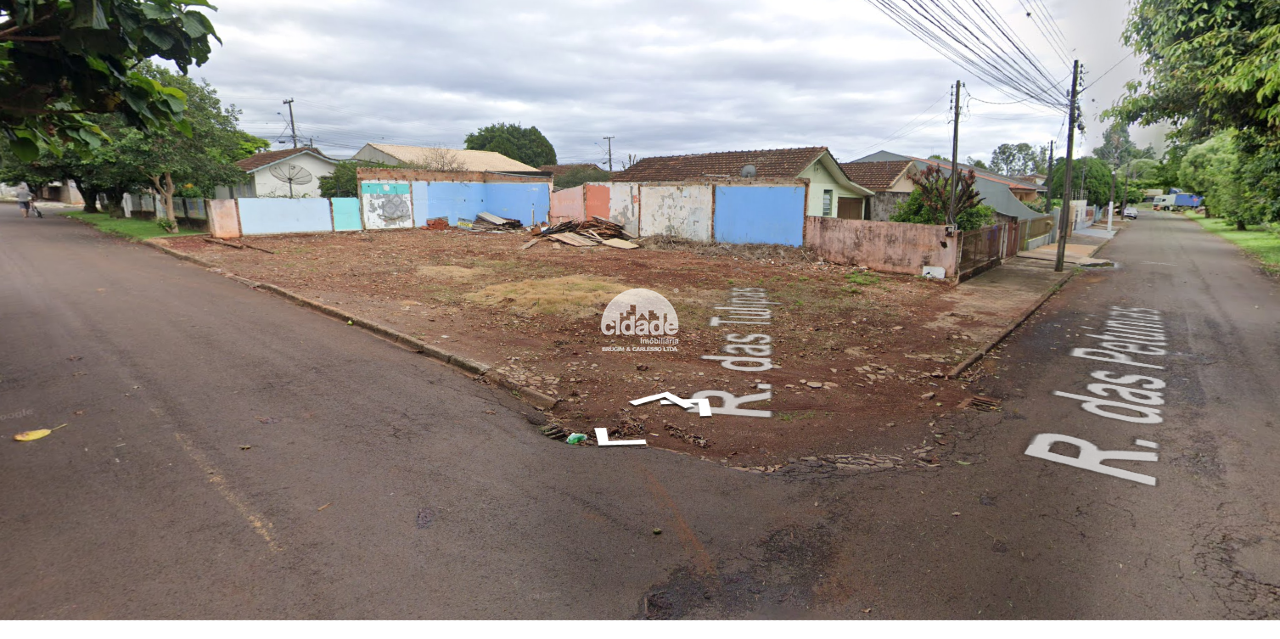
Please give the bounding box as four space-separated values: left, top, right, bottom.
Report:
252 154 335 198
639 185 712 242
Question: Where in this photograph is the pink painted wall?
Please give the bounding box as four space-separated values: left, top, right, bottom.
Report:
550 185 585 223
804 217 958 278
207 199 241 239
583 184 610 220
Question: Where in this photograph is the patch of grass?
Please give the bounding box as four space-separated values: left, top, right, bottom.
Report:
778 410 818 423
1186 212 1280 273
62 210 202 241
842 270 881 293
466 275 629 317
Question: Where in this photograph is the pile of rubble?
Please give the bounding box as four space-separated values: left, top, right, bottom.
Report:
535 216 638 249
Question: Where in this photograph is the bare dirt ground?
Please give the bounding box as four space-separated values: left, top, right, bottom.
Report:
162 229 1007 466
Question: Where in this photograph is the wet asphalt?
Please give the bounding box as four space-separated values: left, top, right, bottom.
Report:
1 206 1276 619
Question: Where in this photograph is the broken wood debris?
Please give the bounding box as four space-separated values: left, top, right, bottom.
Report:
474 212 522 230
203 237 244 249
547 232 597 247
601 238 638 250
959 395 1002 412
518 239 540 250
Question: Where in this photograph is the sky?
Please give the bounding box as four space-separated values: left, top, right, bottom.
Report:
192 0 1158 167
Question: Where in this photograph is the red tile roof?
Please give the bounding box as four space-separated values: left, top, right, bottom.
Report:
235 147 331 172
838 160 912 191
612 147 828 182
912 157 1045 191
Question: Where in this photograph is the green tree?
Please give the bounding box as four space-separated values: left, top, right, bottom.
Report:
464 123 556 168
1180 132 1262 229
1093 120 1155 167
890 165 993 231
964 156 989 170
113 63 251 230
1049 157 1128 207
1109 0 1280 221
0 0 221 160
988 143 1047 176
319 160 384 199
553 164 610 189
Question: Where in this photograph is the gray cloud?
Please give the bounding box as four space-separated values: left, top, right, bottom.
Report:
191 0 1150 166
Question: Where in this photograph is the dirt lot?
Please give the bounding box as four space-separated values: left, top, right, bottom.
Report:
162 229 1000 466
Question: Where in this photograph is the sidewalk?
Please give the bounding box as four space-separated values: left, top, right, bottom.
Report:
928 226 1122 376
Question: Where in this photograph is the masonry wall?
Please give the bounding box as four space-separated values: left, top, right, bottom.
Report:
869 192 910 222
608 183 641 236
804 217 958 278
713 185 806 246
239 198 335 235
639 185 713 241
550 185 586 223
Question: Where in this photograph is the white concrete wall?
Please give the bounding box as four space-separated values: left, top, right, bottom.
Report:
639 185 712 241
251 154 335 198
608 182 641 237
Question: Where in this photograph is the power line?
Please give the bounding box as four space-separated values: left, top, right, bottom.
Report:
847 91 952 157
1082 51 1135 92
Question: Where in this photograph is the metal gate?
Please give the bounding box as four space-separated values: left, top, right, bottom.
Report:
957 224 1004 279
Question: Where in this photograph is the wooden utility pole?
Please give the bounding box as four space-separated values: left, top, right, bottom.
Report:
603 136 615 172
1044 140 1055 216
1055 60 1080 273
947 80 962 227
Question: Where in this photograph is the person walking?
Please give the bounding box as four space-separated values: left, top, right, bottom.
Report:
16 183 32 218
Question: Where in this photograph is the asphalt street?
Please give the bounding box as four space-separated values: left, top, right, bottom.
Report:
1 205 1276 619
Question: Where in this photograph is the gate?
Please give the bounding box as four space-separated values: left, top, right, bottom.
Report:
957 224 1004 280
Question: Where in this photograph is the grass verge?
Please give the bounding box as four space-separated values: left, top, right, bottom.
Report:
1184 212 1280 274
62 210 203 241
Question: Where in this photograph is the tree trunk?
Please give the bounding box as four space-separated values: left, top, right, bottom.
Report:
151 173 180 233
1236 219 1247 231
80 183 101 214
102 187 125 216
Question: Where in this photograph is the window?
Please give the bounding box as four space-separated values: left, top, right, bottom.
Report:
822 190 834 217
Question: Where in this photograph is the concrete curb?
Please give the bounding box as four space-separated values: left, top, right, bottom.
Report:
947 268 1077 379
142 239 559 411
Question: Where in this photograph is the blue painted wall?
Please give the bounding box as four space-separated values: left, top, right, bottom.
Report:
332 198 362 231
239 198 333 235
713 186 806 246
411 181 432 226
427 182 486 226
485 183 549 226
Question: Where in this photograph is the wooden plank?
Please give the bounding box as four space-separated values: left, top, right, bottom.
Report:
602 238 639 250
518 239 539 250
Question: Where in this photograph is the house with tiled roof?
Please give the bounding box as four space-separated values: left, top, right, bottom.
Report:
353 143 540 173
850 151 1048 222
216 147 337 199
838 159 920 221
614 147 874 221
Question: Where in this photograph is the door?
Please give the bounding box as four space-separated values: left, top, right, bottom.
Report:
837 197 861 220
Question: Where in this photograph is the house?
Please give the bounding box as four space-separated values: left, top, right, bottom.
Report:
838 159 919 221
352 143 543 173
613 146 874 221
1017 173 1048 186
217 147 337 199
850 151 1048 219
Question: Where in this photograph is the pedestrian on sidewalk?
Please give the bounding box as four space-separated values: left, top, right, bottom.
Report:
16 183 32 218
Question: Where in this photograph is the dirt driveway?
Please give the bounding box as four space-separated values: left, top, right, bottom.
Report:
163 229 999 466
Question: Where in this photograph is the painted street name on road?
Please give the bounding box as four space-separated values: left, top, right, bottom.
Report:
1026 306 1170 486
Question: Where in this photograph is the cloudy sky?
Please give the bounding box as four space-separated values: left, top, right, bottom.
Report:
191 0 1156 166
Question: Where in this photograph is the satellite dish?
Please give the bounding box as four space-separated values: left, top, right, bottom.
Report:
269 163 314 197
741 164 757 178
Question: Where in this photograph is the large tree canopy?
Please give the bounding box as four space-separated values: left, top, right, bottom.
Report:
1092 120 1156 168
0 0 219 161
988 143 1047 176
464 123 556 168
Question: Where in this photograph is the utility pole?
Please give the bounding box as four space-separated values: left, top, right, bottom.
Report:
283 98 298 149
603 136 615 172
1120 167 1131 212
1044 140 1055 216
1108 169 1116 232
1055 60 1081 273
947 80 962 227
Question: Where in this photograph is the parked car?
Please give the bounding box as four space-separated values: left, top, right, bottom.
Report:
1123 207 1138 220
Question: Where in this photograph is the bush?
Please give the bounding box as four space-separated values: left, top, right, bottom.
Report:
890 190 996 231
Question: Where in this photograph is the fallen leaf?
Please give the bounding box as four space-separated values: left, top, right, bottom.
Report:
239 445 252 450
14 423 67 442
956 460 972 466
